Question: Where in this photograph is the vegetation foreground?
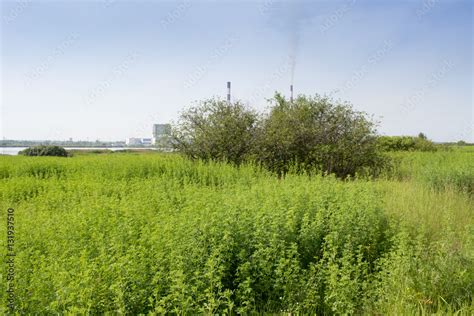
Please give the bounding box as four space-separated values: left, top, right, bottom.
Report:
0 149 473 314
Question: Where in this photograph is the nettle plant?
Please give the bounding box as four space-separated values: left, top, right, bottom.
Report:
0 150 471 314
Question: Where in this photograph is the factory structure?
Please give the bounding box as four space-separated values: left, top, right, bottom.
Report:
125 82 294 147
126 123 171 147
125 137 153 146
152 123 171 147
226 81 294 103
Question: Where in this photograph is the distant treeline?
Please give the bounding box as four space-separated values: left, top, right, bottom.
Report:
377 134 437 152
1 140 126 147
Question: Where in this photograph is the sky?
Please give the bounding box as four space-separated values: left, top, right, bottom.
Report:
1 0 472 142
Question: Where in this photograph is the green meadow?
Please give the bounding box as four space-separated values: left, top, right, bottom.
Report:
0 149 472 314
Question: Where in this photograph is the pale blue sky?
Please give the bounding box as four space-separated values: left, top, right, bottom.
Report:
1 0 472 142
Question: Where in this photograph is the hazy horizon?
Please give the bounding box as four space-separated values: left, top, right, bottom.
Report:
1 0 473 142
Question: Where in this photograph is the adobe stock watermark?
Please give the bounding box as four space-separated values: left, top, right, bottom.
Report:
248 55 292 104
24 33 79 88
259 0 276 16
161 0 191 30
336 39 394 95
102 0 117 9
454 121 473 143
103 0 190 25
3 0 32 25
183 34 239 89
401 59 455 115
6 208 16 312
83 52 140 106
416 0 439 19
133 112 162 140
320 0 357 34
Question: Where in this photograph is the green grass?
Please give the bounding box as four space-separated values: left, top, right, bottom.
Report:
0 152 472 314
385 148 474 195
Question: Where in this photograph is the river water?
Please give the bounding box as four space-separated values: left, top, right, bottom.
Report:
0 147 156 156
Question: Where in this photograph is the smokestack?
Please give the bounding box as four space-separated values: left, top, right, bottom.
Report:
290 84 294 103
227 81 231 103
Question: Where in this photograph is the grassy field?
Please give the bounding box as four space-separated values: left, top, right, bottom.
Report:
0 149 472 314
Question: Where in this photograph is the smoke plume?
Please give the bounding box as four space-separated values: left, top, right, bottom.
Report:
288 3 303 86
263 1 316 88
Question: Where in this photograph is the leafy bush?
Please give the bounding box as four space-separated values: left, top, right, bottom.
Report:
172 93 385 178
256 93 384 178
171 98 259 165
378 135 437 152
19 145 69 157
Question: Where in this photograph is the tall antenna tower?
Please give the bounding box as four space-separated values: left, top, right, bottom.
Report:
227 81 231 104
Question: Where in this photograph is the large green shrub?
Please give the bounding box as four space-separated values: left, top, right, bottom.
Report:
171 98 259 165
172 93 385 178
19 145 69 157
256 93 384 178
377 135 437 152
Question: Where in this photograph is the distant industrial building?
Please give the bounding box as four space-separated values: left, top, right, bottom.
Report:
153 124 171 138
125 124 171 148
141 138 153 145
152 124 171 146
126 138 144 146
126 137 153 146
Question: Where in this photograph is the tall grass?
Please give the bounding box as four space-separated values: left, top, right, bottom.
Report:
385 148 474 195
0 152 472 314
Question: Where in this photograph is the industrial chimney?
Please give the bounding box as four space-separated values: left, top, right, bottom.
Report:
227 81 231 103
290 84 294 103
